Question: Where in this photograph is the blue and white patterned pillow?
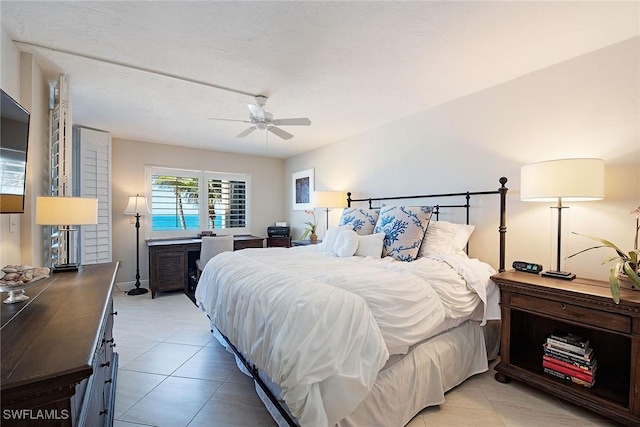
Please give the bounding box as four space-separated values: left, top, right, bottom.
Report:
373 205 433 261
338 208 379 235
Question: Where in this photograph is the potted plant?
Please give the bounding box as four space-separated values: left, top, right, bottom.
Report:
568 206 640 303
301 210 318 242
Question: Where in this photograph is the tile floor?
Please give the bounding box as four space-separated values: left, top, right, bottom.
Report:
113 287 622 427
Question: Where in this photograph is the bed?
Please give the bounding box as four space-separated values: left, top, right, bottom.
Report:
195 177 508 427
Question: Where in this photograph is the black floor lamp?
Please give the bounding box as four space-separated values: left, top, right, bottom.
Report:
123 194 151 295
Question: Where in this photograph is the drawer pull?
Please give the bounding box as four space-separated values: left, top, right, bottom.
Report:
110 342 116 348
101 361 111 368
105 378 112 384
100 409 108 416
111 311 118 316
561 303 567 310
103 338 115 344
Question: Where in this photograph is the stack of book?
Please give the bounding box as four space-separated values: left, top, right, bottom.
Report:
542 331 597 388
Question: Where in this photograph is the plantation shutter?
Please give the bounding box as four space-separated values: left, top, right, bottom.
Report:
76 127 112 264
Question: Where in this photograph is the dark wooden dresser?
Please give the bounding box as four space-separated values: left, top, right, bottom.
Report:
1 262 119 426
492 270 640 426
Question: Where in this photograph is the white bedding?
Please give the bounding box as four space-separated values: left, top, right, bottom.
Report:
195 245 498 427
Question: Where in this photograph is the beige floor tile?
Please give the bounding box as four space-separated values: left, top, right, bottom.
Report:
188 381 273 427
172 345 238 382
114 370 166 419
120 376 221 427
121 342 202 375
492 402 621 427
420 405 505 426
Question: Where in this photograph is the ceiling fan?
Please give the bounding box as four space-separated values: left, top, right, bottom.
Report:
210 95 311 140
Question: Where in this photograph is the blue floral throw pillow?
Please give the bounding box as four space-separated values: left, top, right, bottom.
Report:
374 205 433 261
338 208 379 235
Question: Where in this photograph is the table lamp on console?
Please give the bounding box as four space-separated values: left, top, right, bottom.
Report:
123 194 151 295
36 196 98 272
520 158 604 280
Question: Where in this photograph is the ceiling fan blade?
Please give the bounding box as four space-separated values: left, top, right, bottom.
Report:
237 126 257 138
272 118 311 126
248 104 265 120
268 126 294 140
209 118 251 123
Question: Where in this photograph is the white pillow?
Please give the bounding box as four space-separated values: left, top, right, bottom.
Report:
320 225 351 254
333 229 359 257
355 232 385 258
419 220 475 257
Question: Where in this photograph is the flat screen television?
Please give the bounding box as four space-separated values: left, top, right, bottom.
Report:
1 89 30 214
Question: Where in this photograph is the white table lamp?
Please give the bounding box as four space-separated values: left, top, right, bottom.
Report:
521 158 604 279
36 196 98 272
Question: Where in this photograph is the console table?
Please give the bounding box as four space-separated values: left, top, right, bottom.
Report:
492 270 640 426
147 235 264 298
1 262 119 426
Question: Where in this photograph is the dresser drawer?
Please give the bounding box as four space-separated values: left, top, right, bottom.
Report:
510 292 631 334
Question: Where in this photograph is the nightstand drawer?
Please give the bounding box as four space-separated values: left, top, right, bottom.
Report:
510 293 631 334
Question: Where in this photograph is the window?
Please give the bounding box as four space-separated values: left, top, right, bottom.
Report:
145 166 250 239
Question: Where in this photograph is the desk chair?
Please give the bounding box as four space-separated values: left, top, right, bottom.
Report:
195 235 234 281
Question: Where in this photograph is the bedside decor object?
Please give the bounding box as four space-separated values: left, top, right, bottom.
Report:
314 190 347 230
35 196 99 272
521 158 604 280
123 194 151 295
301 209 318 242
292 168 314 210
568 230 640 303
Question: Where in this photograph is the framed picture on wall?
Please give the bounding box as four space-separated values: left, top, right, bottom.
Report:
292 168 314 210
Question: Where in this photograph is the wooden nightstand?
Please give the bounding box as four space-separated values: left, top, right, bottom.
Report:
492 270 640 426
267 236 291 248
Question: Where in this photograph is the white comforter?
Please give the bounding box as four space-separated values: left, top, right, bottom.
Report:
195 246 496 427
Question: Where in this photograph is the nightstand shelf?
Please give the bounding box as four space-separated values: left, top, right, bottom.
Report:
492 270 640 426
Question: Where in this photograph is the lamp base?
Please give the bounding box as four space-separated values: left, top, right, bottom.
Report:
127 287 149 296
52 263 79 273
542 270 576 280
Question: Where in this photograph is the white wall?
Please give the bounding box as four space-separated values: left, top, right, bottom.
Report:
0 28 49 268
285 37 640 282
111 138 285 286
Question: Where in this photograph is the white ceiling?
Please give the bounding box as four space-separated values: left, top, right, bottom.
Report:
2 1 639 159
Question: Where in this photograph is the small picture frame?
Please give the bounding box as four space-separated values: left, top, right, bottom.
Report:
292 168 314 210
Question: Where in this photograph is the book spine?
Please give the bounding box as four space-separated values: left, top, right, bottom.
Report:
542 360 594 382
543 367 594 388
549 333 588 349
546 337 587 355
544 349 597 369
543 344 594 362
543 355 596 375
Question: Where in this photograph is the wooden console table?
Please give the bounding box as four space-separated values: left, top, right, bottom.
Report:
147 235 264 298
492 270 640 426
1 262 119 426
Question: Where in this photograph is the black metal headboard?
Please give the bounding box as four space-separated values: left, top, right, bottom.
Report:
346 177 508 272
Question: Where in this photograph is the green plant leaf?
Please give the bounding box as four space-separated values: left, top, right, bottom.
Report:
571 232 627 258
622 262 640 290
609 261 621 304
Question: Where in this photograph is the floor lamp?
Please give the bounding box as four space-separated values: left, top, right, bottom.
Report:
521 158 604 280
36 196 98 272
124 194 151 295
314 191 347 230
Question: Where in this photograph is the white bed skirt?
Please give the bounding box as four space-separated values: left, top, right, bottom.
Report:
224 320 489 427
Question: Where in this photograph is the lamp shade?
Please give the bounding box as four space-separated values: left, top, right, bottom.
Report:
314 191 347 208
123 195 151 215
35 196 98 225
521 158 605 202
